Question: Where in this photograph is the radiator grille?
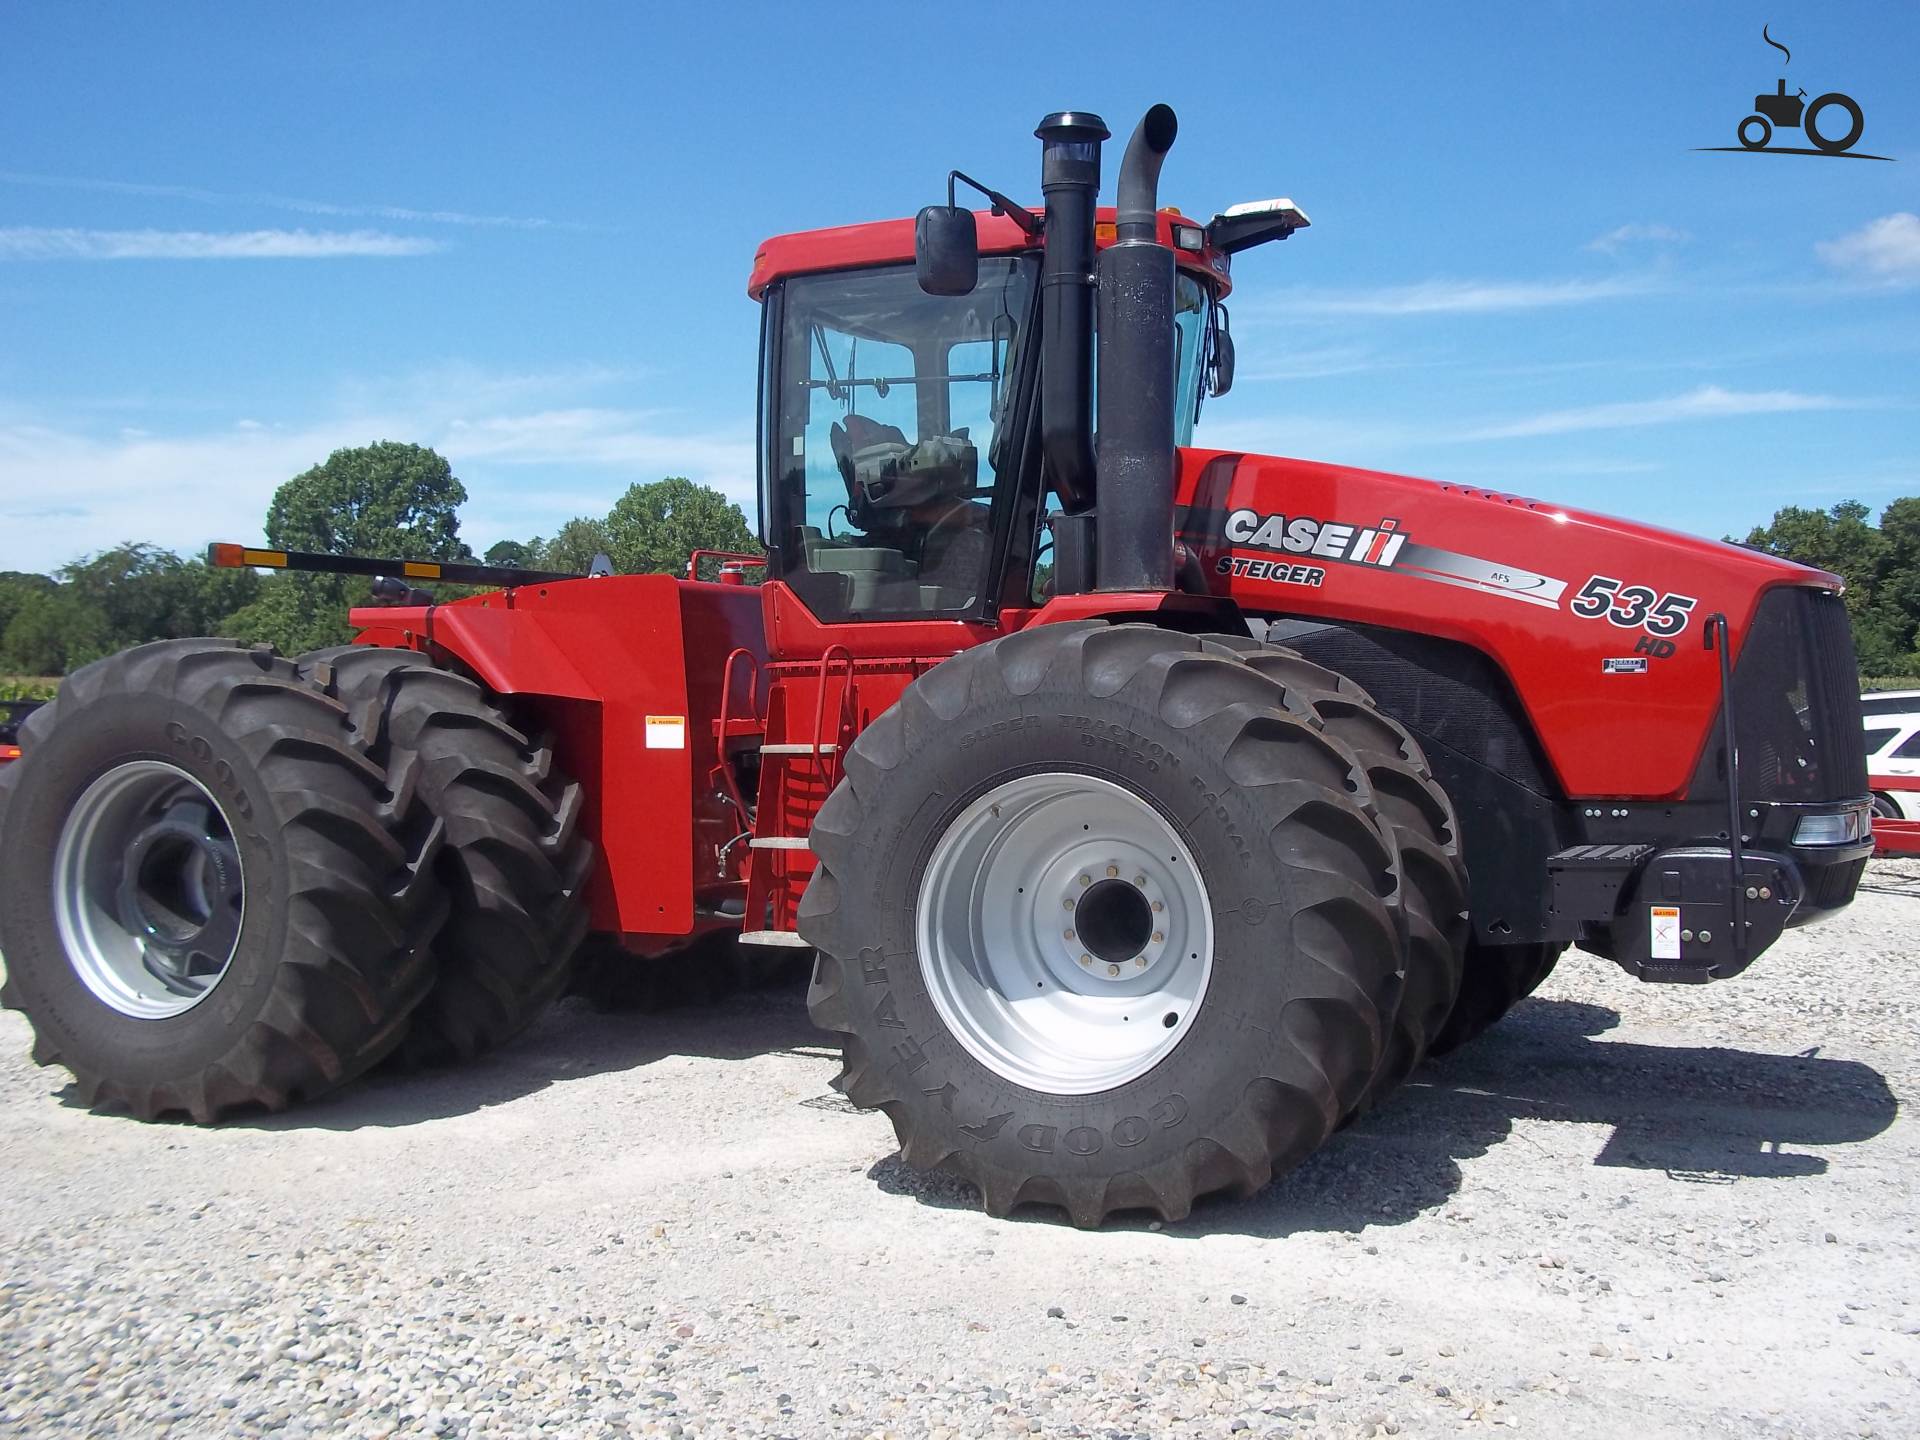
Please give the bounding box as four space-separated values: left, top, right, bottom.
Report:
1706 588 1869 803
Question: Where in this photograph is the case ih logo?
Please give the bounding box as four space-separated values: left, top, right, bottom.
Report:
1697 25 1891 162
1221 510 1408 568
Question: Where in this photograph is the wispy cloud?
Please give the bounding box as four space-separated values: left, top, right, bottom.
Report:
0 169 566 231
0 227 441 260
1458 384 1854 441
1816 213 1920 282
1585 223 1690 255
0 370 753 572
1264 275 1658 318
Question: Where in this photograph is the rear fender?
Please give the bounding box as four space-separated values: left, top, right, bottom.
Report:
350 575 766 936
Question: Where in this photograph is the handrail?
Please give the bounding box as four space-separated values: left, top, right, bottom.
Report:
713 647 761 825
685 550 770 582
811 645 855 786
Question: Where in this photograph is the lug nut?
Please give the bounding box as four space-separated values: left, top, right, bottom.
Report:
1134 957 1147 968
1079 954 1092 966
1107 964 1120 977
1151 900 1164 913
1079 874 1091 887
1151 931 1164 944
1106 865 1118 878
1064 929 1075 940
1133 874 1147 887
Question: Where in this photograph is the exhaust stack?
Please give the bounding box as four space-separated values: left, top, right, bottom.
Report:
1095 103 1179 593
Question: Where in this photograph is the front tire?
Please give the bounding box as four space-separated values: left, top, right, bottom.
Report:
0 640 445 1120
799 622 1405 1226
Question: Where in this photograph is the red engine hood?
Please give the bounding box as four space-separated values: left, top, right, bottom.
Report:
1176 448 1840 799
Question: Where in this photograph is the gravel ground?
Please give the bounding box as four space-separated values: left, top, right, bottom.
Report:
3 861 1916 1440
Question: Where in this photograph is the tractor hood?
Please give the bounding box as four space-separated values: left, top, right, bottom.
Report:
1174 447 1843 798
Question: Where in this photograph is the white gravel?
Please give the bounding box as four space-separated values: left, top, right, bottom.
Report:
3 861 1917 1440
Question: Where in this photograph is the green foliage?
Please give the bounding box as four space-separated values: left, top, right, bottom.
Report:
603 476 758 576
534 517 614 575
216 573 354 656
0 676 59 703
268 441 474 561
1 587 112 674
1743 498 1920 677
5 440 757 673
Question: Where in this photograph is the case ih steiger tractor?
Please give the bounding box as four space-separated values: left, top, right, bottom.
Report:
0 106 1874 1226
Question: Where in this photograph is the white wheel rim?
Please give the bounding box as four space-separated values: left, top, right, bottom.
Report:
53 760 246 1019
915 772 1213 1095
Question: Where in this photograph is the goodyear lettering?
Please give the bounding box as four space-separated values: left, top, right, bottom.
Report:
1019 1123 1056 1154
873 990 906 1029
859 951 889 985
1150 1093 1190 1130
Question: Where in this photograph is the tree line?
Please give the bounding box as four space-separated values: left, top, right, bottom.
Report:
4 450 1914 685
1740 498 1920 680
0 440 759 680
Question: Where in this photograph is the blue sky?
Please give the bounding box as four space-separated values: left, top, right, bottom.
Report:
1 3 1915 575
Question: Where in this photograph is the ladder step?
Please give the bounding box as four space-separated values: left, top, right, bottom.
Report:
739 930 812 949
760 742 839 755
748 835 813 850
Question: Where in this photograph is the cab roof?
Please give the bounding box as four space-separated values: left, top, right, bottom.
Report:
749 205 1234 300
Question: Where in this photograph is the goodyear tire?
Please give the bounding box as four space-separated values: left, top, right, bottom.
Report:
1195 634 1468 1110
798 621 1404 1227
299 648 592 1067
1429 940 1563 1056
0 640 445 1120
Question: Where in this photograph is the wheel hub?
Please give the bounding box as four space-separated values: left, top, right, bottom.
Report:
916 771 1213 1094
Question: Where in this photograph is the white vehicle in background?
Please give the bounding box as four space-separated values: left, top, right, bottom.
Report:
1863 690 1920 820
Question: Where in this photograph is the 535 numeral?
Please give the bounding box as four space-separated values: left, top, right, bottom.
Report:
1569 575 1697 636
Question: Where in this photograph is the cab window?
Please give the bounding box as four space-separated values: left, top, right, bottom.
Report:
773 258 1036 620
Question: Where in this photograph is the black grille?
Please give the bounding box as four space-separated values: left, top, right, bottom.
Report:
1695 588 1869 803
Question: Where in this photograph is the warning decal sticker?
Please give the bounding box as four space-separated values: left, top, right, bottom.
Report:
645 715 687 750
1650 905 1682 960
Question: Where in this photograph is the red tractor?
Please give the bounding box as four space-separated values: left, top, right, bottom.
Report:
0 107 1873 1226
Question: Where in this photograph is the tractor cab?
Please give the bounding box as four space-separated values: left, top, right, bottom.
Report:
748 179 1301 624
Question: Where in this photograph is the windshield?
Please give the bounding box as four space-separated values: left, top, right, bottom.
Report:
773 258 1036 620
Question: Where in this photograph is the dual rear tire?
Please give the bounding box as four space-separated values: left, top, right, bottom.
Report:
0 640 589 1120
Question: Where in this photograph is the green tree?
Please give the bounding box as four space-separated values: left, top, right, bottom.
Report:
243 442 475 654
60 543 260 651
1743 497 1920 676
485 539 534 569
1 588 112 675
602 476 758 576
268 441 474 561
0 571 57 645
536 517 614 575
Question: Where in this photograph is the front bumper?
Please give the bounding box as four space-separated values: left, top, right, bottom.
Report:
1549 798 1872 983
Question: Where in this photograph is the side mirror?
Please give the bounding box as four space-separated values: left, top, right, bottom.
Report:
1208 309 1235 398
915 205 978 296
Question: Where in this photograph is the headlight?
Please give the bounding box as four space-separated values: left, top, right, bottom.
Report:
1793 808 1870 845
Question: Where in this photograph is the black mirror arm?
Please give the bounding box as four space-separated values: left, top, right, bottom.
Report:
949 171 1043 239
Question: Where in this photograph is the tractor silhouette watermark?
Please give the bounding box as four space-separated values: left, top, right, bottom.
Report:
1697 25 1892 162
